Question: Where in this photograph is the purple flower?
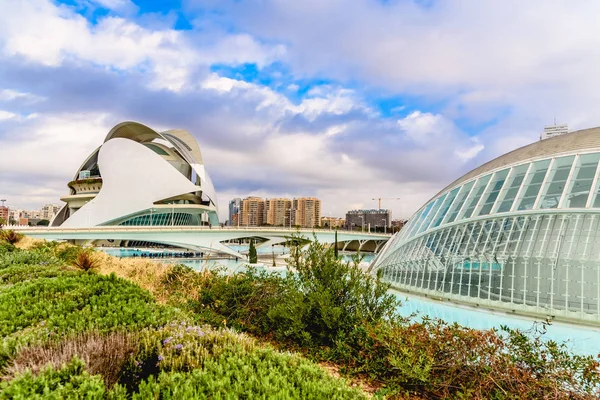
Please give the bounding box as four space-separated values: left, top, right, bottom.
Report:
175 344 183 350
163 337 172 344
158 355 164 361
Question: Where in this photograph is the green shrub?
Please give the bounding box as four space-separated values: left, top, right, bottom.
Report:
0 357 113 399
54 244 83 264
122 323 366 399
0 241 16 254
191 267 286 332
0 273 177 338
268 239 399 348
248 239 258 264
0 272 183 371
0 248 60 270
0 264 78 286
0 230 22 245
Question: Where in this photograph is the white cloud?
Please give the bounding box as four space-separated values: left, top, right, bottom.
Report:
0 112 112 177
211 0 600 139
0 0 285 91
0 89 45 103
0 110 17 121
87 0 137 13
454 139 485 162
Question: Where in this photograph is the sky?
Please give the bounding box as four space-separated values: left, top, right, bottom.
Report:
2 0 600 222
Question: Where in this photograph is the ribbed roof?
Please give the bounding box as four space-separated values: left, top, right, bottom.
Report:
434 126 600 198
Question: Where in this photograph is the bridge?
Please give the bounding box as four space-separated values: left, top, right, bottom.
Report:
14 226 392 259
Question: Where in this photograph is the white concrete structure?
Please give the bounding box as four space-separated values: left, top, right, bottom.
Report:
17 226 391 259
52 121 219 229
542 123 568 140
372 126 600 325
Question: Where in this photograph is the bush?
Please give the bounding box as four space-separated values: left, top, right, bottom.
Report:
268 239 400 348
0 264 78 286
191 267 286 332
71 249 98 272
188 238 600 398
5 331 136 388
0 230 23 245
0 241 15 254
248 239 257 264
0 273 176 338
0 271 182 371
0 358 112 399
0 248 61 270
121 323 366 399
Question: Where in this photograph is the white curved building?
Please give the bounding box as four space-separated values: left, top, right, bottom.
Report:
52 121 219 228
372 126 600 324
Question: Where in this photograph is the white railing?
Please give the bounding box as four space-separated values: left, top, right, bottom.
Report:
12 225 392 237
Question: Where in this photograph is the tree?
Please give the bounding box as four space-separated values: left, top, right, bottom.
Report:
334 228 338 258
37 219 50 226
248 239 258 264
0 217 5 229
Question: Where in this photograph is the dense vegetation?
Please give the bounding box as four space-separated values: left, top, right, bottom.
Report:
0 234 363 399
0 230 599 399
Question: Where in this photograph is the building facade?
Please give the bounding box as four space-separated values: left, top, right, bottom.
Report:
52 121 219 228
371 126 600 324
542 123 568 140
41 204 60 220
241 197 266 226
321 216 345 228
345 209 391 232
0 206 8 223
228 198 241 226
266 198 292 226
293 197 321 228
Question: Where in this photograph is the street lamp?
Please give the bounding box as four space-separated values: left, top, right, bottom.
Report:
381 218 387 234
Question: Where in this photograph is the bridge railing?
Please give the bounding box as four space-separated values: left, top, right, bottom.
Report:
11 225 392 237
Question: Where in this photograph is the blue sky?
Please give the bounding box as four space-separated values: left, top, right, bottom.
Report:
2 0 600 220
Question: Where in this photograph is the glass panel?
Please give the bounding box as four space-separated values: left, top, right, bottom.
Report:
496 164 529 213
477 169 509 216
460 174 492 220
417 195 447 234
407 205 432 237
564 153 600 208
431 187 460 228
144 143 169 156
516 159 551 211
538 156 575 209
445 181 475 224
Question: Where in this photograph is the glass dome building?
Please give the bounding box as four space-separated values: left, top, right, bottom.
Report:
371 126 600 324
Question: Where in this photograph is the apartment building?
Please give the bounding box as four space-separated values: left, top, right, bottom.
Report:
293 197 322 228
240 197 266 226
266 198 292 226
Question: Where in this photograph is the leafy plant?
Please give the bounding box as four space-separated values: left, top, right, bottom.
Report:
0 357 113 399
121 323 366 399
248 239 257 264
72 249 98 272
6 331 136 388
0 229 22 245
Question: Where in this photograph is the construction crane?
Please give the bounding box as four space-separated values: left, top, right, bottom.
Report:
372 197 401 209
